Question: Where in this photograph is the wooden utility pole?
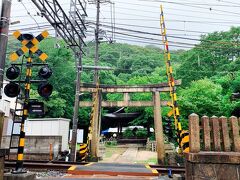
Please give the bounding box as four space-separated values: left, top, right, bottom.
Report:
70 0 79 162
94 0 100 84
153 91 165 164
0 0 12 99
90 0 101 160
70 0 86 162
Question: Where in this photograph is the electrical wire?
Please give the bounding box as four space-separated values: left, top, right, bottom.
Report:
19 0 40 28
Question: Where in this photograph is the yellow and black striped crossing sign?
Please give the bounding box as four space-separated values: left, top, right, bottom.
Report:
10 30 49 61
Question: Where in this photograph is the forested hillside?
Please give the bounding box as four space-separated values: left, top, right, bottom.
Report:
6 27 240 129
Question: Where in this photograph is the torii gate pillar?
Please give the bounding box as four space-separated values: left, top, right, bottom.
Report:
153 91 165 164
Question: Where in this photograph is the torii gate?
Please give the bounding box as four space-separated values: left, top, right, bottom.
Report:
79 80 181 164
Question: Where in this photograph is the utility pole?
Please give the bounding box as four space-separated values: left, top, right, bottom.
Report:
90 0 101 161
94 0 100 83
70 0 78 162
70 0 86 162
0 1 11 176
0 0 12 99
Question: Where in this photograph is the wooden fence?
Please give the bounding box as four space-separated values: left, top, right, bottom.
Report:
189 113 240 153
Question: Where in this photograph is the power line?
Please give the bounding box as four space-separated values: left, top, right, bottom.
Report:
113 0 240 18
89 21 240 46
114 6 240 22
135 0 240 17
87 6 240 23
137 0 240 7
92 21 208 34
87 26 240 52
87 17 239 27
19 0 40 28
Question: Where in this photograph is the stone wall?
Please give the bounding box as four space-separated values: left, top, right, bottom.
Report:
186 152 240 180
186 114 240 180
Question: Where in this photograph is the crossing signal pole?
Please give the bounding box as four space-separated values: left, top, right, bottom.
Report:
5 30 52 173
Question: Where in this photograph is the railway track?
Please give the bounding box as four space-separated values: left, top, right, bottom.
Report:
149 165 185 174
4 160 88 172
5 162 71 172
5 160 186 176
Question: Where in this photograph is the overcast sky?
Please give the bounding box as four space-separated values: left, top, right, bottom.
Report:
9 0 240 49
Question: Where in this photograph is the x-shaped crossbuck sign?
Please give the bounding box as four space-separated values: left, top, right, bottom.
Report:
10 30 49 61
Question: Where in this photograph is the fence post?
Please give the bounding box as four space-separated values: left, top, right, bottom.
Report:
210 116 221 151
230 116 240 152
202 116 211 151
189 113 200 153
219 116 231 152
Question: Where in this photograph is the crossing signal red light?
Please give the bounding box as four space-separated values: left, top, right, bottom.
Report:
38 83 53 98
4 82 20 98
38 66 52 79
6 66 20 80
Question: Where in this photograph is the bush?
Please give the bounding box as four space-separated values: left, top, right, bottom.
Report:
122 128 134 138
105 140 117 147
136 129 148 138
149 133 155 141
123 128 148 138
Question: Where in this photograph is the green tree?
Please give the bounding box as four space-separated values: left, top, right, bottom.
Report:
178 78 223 118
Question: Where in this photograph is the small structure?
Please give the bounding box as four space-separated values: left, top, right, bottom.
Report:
103 109 140 135
25 118 70 151
1 118 70 160
186 114 240 180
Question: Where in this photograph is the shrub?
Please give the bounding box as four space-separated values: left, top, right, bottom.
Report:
122 128 134 138
136 129 148 138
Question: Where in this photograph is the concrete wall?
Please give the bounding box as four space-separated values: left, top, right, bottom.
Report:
1 135 61 155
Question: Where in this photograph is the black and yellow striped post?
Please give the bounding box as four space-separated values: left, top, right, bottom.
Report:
10 30 49 173
160 5 189 153
14 54 33 173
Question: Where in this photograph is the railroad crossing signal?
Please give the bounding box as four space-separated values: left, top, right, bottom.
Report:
5 30 53 98
10 30 49 61
5 30 53 173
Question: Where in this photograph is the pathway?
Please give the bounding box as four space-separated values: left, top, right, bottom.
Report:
115 147 138 163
